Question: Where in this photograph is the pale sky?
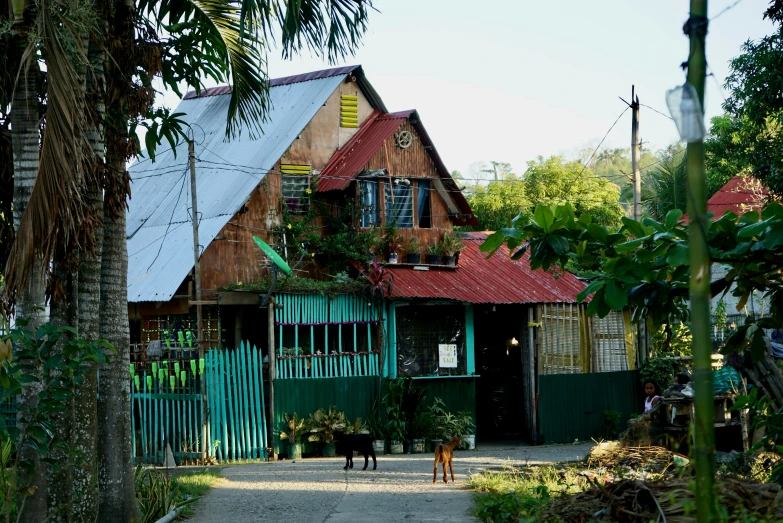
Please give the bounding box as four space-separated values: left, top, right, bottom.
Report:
159 0 775 178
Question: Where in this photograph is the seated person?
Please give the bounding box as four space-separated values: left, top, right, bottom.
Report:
672 373 690 392
643 379 661 413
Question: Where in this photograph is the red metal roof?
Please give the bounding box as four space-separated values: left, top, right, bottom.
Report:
317 110 478 226
707 176 768 218
389 232 585 304
317 110 412 191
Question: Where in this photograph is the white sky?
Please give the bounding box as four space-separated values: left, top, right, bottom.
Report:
158 0 775 177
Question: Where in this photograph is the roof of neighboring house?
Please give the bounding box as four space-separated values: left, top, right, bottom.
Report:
317 110 478 226
707 175 768 218
389 232 585 304
127 66 381 302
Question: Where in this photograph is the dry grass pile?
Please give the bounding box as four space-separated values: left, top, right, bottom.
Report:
541 477 783 522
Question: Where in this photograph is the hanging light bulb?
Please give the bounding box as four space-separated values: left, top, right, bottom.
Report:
666 83 706 143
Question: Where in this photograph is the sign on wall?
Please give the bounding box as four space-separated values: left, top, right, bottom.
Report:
438 344 458 368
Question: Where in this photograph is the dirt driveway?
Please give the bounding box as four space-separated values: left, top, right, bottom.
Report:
185 442 594 522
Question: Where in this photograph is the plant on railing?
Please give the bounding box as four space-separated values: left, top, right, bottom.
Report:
305 406 347 444
0 322 113 523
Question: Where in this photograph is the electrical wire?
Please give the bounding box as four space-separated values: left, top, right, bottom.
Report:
144 169 189 272
640 104 674 121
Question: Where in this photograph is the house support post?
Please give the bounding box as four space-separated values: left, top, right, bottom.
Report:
267 296 276 460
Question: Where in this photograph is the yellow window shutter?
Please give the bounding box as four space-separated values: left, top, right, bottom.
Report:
340 94 359 128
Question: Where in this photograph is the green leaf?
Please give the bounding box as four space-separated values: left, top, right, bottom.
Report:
621 217 646 238
604 280 628 309
534 206 555 233
545 235 569 255
586 288 604 316
737 220 769 239
615 238 644 253
479 231 505 254
750 327 766 363
577 280 605 303
664 209 684 229
666 244 690 266
586 224 608 244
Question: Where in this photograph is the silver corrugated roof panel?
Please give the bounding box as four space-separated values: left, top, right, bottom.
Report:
127 73 347 302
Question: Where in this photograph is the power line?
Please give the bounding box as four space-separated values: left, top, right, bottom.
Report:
145 168 189 272
711 0 745 21
640 103 674 121
576 107 630 179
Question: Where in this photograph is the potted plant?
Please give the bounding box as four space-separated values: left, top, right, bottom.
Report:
439 232 465 266
385 226 403 264
425 243 441 265
406 237 421 264
305 406 347 457
409 407 434 454
280 412 306 459
455 411 476 450
383 377 407 454
427 397 448 451
365 402 386 454
365 226 386 262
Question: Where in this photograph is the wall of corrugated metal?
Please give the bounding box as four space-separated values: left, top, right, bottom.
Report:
273 376 379 453
538 370 642 444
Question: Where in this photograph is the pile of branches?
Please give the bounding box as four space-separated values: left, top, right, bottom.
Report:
542 477 783 522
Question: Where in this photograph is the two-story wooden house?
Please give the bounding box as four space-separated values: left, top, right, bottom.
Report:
127 66 635 455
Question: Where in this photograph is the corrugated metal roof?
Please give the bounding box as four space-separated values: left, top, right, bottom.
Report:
182 65 388 112
389 232 585 304
707 175 768 217
127 72 348 302
317 110 478 226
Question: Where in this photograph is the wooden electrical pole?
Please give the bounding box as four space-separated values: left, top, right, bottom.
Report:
189 139 207 462
631 87 641 221
683 1 715 521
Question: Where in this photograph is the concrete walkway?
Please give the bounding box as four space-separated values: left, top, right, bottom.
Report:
185 442 594 522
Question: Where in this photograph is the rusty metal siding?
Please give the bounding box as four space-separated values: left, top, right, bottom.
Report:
538 370 642 444
389 233 585 304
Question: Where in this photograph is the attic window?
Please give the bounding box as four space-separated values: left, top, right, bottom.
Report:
281 164 312 214
385 178 413 228
340 94 359 128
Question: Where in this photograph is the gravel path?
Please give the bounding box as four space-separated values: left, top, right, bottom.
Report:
185 442 594 522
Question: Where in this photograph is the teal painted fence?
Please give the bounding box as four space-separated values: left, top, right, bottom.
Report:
131 342 267 464
275 293 383 379
538 370 642 444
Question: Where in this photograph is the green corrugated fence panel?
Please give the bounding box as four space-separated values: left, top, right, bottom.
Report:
538 370 642 444
413 378 477 422
274 376 379 454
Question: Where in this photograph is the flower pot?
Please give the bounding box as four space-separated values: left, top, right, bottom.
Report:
430 439 443 452
406 253 421 264
288 442 303 460
388 253 399 264
442 255 456 266
404 440 412 454
425 254 441 265
411 439 426 454
464 435 476 450
372 439 385 454
322 442 337 457
390 440 404 454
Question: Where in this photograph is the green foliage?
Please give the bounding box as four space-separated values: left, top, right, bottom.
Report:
382 378 406 441
438 231 465 257
473 491 538 523
651 322 692 357
482 201 783 361
407 237 421 254
221 276 365 296
639 358 680 391
730 388 783 482
603 409 621 439
304 406 346 444
279 412 306 443
465 156 626 231
0 322 113 520
134 465 199 523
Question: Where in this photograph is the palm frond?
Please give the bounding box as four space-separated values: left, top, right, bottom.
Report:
5 0 92 297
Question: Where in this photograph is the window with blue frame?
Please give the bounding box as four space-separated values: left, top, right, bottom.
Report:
385 179 413 228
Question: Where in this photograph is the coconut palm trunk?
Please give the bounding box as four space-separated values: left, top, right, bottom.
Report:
9 31 48 522
96 0 138 518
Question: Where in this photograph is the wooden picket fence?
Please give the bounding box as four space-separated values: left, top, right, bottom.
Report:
131 342 268 464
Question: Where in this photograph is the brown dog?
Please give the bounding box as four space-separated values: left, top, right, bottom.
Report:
432 436 462 484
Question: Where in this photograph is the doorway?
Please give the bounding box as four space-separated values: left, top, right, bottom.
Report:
474 304 529 441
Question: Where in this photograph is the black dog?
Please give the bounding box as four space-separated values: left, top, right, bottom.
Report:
334 432 377 470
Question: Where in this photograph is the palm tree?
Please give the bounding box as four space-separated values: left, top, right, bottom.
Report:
5 1 376 520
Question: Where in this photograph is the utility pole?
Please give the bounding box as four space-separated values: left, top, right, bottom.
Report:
189 139 207 462
683 2 715 522
631 87 641 221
